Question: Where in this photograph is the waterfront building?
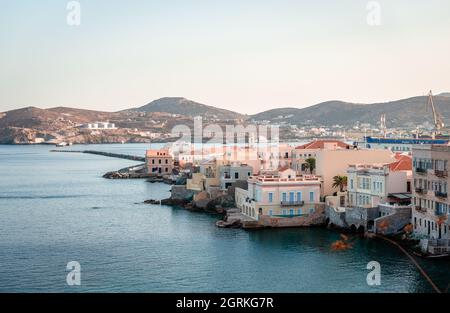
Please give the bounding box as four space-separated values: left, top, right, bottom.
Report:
235 168 323 222
326 156 412 233
347 155 412 208
292 140 351 174
412 145 450 254
146 149 174 175
219 163 253 190
315 148 395 196
257 143 293 171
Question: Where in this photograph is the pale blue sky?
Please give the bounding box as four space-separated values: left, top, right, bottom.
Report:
1 0 449 113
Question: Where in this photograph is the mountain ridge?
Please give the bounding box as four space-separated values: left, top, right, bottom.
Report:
2 93 450 130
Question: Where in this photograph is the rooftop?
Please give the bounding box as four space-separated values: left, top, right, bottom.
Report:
249 174 322 184
295 140 350 150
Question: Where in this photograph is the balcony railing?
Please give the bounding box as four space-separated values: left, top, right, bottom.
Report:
435 191 448 198
415 205 427 213
415 167 427 174
435 209 447 216
415 187 425 194
281 200 305 207
435 170 448 178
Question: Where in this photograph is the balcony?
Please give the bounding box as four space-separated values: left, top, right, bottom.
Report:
415 187 425 194
281 200 305 207
435 191 448 199
435 170 448 178
415 167 427 174
435 209 447 216
415 206 427 213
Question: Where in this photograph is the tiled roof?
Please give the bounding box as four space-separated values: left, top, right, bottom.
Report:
389 155 412 171
295 140 350 150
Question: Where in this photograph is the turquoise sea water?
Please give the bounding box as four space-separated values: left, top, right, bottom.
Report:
0 144 449 293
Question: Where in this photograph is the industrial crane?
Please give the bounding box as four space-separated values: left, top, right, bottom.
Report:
426 90 445 139
380 113 387 138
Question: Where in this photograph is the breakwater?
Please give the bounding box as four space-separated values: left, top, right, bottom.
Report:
50 149 145 162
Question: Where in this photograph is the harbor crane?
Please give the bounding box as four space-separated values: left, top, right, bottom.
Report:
380 113 387 138
426 90 444 139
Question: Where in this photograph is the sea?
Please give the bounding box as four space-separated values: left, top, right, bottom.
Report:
0 143 449 292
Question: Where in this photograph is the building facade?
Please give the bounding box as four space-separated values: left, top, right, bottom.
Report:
219 164 253 190
235 168 322 221
146 149 174 175
412 145 450 243
347 156 411 208
315 148 396 196
292 140 351 173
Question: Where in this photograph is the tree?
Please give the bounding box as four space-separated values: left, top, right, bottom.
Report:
332 175 348 192
304 158 316 174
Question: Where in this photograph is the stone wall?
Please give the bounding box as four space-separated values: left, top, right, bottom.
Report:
326 206 347 228
257 204 326 228
171 185 195 201
374 207 411 235
345 207 379 230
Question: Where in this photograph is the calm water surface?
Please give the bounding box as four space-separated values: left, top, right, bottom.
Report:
0 144 449 292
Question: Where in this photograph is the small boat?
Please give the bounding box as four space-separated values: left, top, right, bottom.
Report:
56 142 68 147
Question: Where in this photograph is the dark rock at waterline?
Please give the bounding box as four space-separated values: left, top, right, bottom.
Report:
144 198 188 206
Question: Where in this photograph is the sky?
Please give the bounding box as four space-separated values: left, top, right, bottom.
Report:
1 0 450 114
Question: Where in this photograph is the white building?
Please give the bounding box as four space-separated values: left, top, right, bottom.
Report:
235 168 322 221
82 122 116 130
347 155 412 208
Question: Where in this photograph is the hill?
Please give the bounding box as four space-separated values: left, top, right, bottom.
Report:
250 96 450 127
128 97 244 120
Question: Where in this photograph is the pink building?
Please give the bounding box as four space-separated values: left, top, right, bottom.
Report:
146 149 173 175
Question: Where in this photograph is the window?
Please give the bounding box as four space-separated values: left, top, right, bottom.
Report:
350 179 353 189
152 159 155 164
297 208 302 215
269 210 273 216
282 192 287 202
234 172 239 179
290 209 294 216
297 192 302 202
282 209 287 215
165 159 168 164
309 191 314 202
158 159 162 164
268 192 273 203
165 167 168 172
309 207 315 214
289 192 295 202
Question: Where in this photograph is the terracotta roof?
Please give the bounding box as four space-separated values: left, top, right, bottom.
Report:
389 155 412 171
295 140 350 150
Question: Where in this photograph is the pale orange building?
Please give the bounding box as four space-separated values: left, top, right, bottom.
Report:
146 149 173 175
